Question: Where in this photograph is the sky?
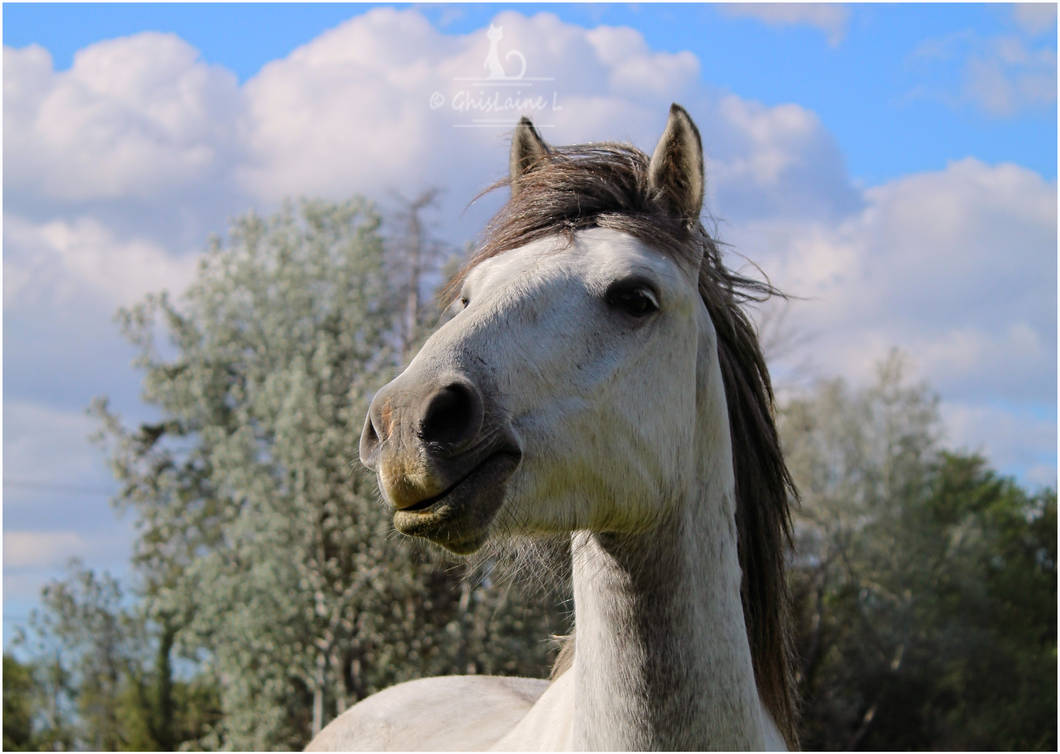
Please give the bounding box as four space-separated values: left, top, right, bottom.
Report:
3 2 1057 647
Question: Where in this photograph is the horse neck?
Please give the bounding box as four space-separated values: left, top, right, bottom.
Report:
570 399 767 749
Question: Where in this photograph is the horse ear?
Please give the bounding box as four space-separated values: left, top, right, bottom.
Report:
510 117 550 196
648 103 704 221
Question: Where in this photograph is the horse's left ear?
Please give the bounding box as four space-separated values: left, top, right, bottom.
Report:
648 103 704 221
510 117 551 196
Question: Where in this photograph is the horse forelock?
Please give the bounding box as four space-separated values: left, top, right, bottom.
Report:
446 141 799 749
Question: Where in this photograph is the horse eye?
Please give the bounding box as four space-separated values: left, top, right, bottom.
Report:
605 282 659 318
460 297 470 309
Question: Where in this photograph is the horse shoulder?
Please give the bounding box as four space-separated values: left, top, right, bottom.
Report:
305 675 550 752
490 668 575 751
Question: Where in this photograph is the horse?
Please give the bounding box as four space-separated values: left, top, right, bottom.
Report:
306 103 798 751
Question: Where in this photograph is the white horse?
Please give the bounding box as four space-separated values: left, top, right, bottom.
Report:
307 104 798 751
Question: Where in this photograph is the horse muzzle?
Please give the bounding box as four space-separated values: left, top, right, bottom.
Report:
359 373 521 553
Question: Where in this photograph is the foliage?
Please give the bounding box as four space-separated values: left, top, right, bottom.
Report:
783 352 1057 750
10 562 221 751
15 564 137 751
89 197 566 749
4 654 37 751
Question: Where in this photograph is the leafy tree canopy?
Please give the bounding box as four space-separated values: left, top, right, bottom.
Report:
783 353 1056 750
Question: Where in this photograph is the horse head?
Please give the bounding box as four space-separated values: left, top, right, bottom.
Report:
359 105 727 554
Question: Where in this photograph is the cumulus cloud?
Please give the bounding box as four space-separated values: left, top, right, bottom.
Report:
0 9 858 359
720 3 850 46
584 24 700 96
4 214 200 312
4 35 243 203
233 8 855 231
4 8 856 245
705 96 861 221
738 158 1056 477
236 9 706 208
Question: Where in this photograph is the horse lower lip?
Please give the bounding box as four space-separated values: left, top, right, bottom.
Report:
398 450 518 514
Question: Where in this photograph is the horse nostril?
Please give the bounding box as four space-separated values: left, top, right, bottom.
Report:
419 381 483 450
359 407 383 469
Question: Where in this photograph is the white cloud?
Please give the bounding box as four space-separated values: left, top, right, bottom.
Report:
235 9 707 207
585 25 700 96
2 526 135 606
720 3 850 46
0 10 859 373
4 9 854 242
706 96 861 220
1025 464 1058 489
4 214 200 312
748 156 1057 485
3 35 243 203
2 402 135 608
739 158 1056 483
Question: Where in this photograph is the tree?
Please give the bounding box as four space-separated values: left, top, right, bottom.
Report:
12 560 224 751
781 352 1057 749
93 197 566 749
16 563 140 751
4 653 37 751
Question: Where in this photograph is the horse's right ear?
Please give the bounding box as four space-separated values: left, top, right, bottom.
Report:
510 117 550 196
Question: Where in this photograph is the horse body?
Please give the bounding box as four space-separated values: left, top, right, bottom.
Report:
305 675 550 750
307 104 796 751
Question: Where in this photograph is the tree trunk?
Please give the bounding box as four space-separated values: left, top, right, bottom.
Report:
311 652 327 738
398 189 439 358
153 620 177 750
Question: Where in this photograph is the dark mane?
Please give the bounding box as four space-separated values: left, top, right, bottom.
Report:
445 142 799 748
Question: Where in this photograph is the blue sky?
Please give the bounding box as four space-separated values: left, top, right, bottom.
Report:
3 3 1057 647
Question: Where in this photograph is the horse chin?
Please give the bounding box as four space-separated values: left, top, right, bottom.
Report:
391 450 521 555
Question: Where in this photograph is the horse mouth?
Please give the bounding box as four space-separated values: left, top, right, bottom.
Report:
391 448 521 554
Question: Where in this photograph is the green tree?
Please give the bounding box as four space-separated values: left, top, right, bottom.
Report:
11 561 184 751
18 563 141 751
111 657 222 751
782 352 1057 749
93 197 566 749
4 653 37 751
